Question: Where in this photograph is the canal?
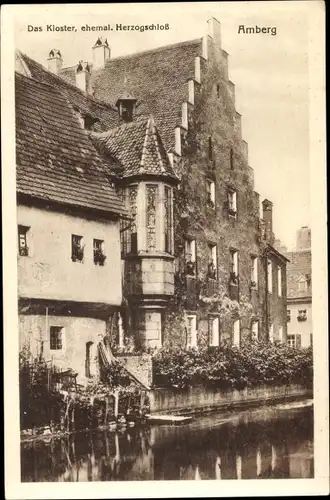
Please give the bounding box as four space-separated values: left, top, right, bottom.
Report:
21 400 313 481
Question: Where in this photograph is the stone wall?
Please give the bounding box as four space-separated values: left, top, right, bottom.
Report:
162 36 282 348
117 353 153 388
150 384 312 415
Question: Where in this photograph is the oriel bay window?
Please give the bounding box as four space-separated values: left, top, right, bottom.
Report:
164 185 173 253
122 185 138 255
121 183 174 255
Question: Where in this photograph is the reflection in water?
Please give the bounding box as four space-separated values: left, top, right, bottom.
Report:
21 403 313 482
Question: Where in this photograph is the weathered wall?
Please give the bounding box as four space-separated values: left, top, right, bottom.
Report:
117 354 153 388
162 35 278 347
17 204 122 305
19 313 106 383
150 384 312 415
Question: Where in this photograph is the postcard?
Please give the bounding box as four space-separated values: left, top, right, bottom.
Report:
2 1 328 498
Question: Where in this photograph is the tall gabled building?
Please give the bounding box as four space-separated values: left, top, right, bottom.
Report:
16 17 288 352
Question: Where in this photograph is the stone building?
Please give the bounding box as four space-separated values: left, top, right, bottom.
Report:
16 17 288 356
285 227 312 348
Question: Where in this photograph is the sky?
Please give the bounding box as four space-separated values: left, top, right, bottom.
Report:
14 2 311 251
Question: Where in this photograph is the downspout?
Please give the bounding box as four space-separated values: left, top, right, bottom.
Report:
265 251 269 340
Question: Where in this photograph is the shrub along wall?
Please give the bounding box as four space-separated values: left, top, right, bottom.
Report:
152 340 313 390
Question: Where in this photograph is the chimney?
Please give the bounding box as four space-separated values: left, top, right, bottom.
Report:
75 61 91 93
262 199 274 244
296 226 311 251
47 49 63 74
207 17 221 47
92 37 111 69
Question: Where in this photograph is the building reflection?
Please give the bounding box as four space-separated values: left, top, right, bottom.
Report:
21 406 314 482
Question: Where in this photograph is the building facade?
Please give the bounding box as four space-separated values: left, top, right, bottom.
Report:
15 69 128 384
285 227 312 348
16 17 288 359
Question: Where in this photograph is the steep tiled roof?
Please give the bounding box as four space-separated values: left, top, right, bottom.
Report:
90 117 178 181
18 52 119 132
16 72 127 217
59 39 203 152
285 250 312 300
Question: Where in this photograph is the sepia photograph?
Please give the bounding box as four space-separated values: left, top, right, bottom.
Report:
2 1 328 498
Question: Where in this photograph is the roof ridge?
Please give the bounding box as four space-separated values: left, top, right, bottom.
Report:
17 50 117 112
106 37 202 64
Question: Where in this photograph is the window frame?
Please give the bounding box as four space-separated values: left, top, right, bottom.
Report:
186 314 197 348
227 189 237 218
18 225 30 257
71 234 84 263
185 239 197 276
93 238 106 266
230 249 239 284
209 315 220 347
49 326 64 351
206 179 216 207
251 256 258 288
277 266 282 297
233 319 240 347
267 259 273 294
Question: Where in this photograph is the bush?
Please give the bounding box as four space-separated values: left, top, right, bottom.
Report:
152 340 313 390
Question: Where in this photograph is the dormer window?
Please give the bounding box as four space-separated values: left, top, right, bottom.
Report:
116 92 137 123
298 276 308 292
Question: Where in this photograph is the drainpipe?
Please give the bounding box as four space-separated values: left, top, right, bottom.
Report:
265 253 269 340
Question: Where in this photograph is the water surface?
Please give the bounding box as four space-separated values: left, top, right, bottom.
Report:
21 400 313 481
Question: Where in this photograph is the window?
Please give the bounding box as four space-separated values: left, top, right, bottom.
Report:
208 137 213 161
269 323 274 342
230 148 234 170
206 180 215 207
50 326 63 350
18 225 29 256
267 260 273 293
209 316 220 346
83 114 96 131
216 84 220 98
146 185 158 252
207 244 217 279
287 334 302 348
227 190 237 217
185 239 196 276
310 333 313 347
186 314 197 347
278 326 284 342
121 185 138 255
277 266 282 296
230 250 239 284
251 320 259 340
287 309 291 322
251 256 258 288
71 235 84 263
93 239 106 265
164 186 173 254
297 309 307 322
233 319 240 347
298 279 308 292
